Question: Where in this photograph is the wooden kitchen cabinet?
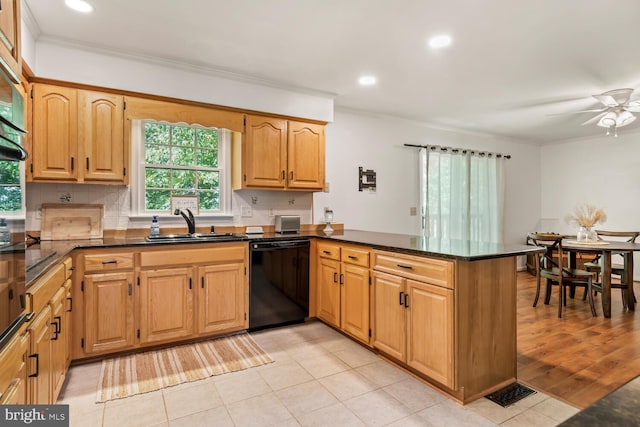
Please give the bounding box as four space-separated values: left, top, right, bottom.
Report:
233 115 325 191
30 84 126 184
0 0 21 83
139 268 194 344
317 242 371 345
0 325 29 405
26 259 72 404
372 251 455 389
83 271 135 354
197 262 246 335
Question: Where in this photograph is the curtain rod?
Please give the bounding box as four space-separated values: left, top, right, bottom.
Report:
403 143 511 159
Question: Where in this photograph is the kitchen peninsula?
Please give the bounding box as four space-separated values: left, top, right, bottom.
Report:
24 229 541 405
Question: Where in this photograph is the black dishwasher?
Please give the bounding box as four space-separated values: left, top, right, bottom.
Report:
249 239 309 331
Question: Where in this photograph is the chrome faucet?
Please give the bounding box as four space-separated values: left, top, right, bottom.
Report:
174 208 196 234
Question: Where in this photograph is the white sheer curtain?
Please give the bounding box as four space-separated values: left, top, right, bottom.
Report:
419 148 504 242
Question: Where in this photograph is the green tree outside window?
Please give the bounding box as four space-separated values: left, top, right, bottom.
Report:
143 122 221 212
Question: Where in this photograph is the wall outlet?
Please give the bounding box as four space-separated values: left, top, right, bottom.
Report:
409 207 417 216
325 182 330 193
268 208 274 217
241 206 252 217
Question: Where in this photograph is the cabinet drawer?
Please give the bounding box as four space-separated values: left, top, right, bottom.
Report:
84 252 134 272
27 263 66 314
341 247 370 268
63 257 73 279
373 251 454 289
317 242 340 260
140 243 245 268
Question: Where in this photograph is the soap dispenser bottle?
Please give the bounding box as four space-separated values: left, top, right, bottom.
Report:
0 218 10 244
150 215 160 236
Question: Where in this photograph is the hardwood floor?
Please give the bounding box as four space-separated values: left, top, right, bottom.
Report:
516 271 640 409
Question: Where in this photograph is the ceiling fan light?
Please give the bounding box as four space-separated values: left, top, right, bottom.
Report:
597 111 618 128
616 110 636 127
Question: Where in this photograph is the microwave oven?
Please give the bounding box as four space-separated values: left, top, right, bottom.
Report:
0 66 27 161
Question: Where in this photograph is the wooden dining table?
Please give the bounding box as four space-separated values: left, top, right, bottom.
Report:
562 238 640 318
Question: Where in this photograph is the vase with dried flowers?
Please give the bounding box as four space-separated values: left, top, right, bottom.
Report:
564 204 607 242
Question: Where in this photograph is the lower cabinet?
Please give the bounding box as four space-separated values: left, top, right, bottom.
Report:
316 242 371 345
75 243 248 359
0 326 29 404
26 258 73 404
372 251 455 390
83 271 135 354
139 268 194 344
197 263 246 335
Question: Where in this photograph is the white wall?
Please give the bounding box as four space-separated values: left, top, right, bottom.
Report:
314 109 542 246
541 130 640 278
33 39 334 123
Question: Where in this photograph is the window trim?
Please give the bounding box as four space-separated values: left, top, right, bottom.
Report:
129 119 232 218
0 160 26 218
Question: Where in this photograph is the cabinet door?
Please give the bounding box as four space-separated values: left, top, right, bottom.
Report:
78 91 125 182
244 115 287 188
29 306 52 404
197 263 246 335
32 84 78 181
287 120 325 190
84 272 135 354
139 268 194 344
0 331 29 405
372 272 406 362
49 287 66 401
64 281 72 369
317 257 341 327
341 264 370 344
0 0 20 82
406 279 454 389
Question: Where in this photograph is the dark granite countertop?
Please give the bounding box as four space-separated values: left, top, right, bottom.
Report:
559 375 640 426
26 229 542 286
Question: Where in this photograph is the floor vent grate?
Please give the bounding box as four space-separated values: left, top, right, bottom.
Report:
484 383 536 407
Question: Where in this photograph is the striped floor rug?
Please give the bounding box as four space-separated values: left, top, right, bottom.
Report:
96 333 273 402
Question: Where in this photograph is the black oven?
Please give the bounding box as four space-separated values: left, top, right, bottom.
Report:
0 66 28 350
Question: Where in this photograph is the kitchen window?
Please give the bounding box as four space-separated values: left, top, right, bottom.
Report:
130 120 231 216
0 160 24 215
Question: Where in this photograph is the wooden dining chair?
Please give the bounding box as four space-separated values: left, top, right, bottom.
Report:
528 233 597 318
583 230 640 309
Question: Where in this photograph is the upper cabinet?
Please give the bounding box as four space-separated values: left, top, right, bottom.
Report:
0 0 21 83
29 84 127 185
233 115 325 191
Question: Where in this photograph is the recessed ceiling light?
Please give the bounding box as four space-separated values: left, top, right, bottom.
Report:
428 34 452 49
358 75 377 86
65 0 94 13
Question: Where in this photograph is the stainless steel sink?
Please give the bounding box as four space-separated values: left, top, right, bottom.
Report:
145 233 246 242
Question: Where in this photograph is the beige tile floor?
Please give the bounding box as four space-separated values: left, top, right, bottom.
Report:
58 321 579 426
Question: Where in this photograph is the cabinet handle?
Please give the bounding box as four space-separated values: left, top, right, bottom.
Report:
102 260 117 265
340 274 344 285
333 272 338 283
86 157 90 170
70 157 74 171
128 283 132 296
290 171 294 181
51 318 59 341
189 278 192 290
201 277 204 289
399 291 404 306
66 297 73 312
282 170 285 180
55 316 61 334
323 250 331 255
348 255 357 260
404 294 409 308
396 263 413 270
28 354 39 378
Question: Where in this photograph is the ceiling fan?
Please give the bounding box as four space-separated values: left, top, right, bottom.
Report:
576 88 640 136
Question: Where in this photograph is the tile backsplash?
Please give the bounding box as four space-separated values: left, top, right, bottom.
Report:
26 183 314 232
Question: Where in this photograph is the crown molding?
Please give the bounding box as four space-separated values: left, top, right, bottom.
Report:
21 0 42 39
